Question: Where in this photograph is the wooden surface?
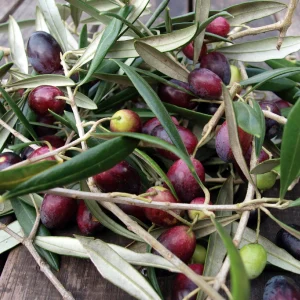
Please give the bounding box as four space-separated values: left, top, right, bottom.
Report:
0 0 300 299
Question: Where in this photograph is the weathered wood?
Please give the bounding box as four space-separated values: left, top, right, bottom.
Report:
0 0 23 22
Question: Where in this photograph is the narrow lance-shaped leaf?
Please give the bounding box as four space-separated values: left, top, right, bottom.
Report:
222 84 257 189
2 137 139 201
0 221 23 254
250 159 280 175
194 0 210 65
218 37 300 62
0 110 18 151
38 0 69 52
224 1 287 26
0 87 38 141
0 62 14 79
112 60 189 157
146 0 169 27
35 6 49 32
252 100 265 156
76 236 161 300
0 161 58 191
233 102 262 138
135 41 189 83
212 218 250 300
80 5 131 86
11 198 60 270
280 99 300 198
8 16 28 74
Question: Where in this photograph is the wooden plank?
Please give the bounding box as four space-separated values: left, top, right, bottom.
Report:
0 0 23 22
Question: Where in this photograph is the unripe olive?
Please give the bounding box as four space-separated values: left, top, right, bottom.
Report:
240 243 267 279
192 244 207 264
256 171 277 191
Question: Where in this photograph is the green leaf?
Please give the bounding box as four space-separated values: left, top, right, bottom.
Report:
233 102 261 138
235 223 300 274
224 1 287 26
194 0 210 64
212 218 250 300
38 0 69 52
280 100 300 198
80 5 131 86
8 16 28 74
35 235 178 272
135 41 189 83
112 60 189 156
218 37 300 62
107 24 198 58
0 87 37 141
101 11 144 37
0 221 23 254
76 235 161 299
164 103 213 125
61 89 97 110
252 100 266 156
11 198 60 270
0 110 19 151
289 198 300 208
0 200 13 216
222 85 256 188
0 62 14 79
246 67 296 92
146 0 169 27
18 193 43 208
36 6 50 32
0 161 58 191
250 158 280 174
240 67 300 87
6 75 75 89
87 0 119 12
70 4 83 29
266 58 300 82
134 149 178 199
2 137 139 201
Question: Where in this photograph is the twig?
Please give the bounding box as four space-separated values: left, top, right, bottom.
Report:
0 46 10 56
263 110 287 125
0 119 39 150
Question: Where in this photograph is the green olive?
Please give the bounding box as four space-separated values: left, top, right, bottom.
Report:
192 244 207 264
256 171 277 191
240 243 267 279
229 65 242 85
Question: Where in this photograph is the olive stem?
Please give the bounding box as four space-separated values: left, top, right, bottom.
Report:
0 118 39 150
262 110 287 125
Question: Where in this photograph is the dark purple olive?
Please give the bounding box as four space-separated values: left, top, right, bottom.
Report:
182 42 207 61
276 224 300 260
77 201 102 235
151 125 198 160
188 68 222 99
157 79 196 109
206 17 230 37
200 52 231 85
215 121 253 163
0 152 22 171
275 99 291 110
258 101 281 139
263 276 300 300
172 264 204 300
152 225 196 264
142 117 179 135
28 85 65 116
167 158 205 203
27 31 63 74
41 194 78 229
197 102 219 115
93 161 141 194
35 115 57 137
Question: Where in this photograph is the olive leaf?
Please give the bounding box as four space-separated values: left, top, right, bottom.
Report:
266 58 300 82
250 158 280 174
8 16 28 74
35 6 49 32
280 99 300 198
76 235 161 300
193 0 210 64
0 62 14 79
146 0 170 27
224 1 287 26
135 41 190 83
252 100 265 156
2 137 139 201
0 200 13 216
0 110 19 151
5 75 75 89
0 19 35 34
222 85 256 189
218 37 300 62
0 221 23 254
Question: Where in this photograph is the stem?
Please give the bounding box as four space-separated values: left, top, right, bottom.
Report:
263 110 287 124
